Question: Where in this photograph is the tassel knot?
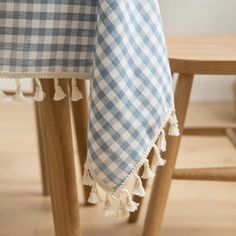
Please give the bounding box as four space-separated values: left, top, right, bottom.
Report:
53 78 66 101
34 78 45 102
104 194 115 216
117 200 130 219
81 168 93 186
123 189 139 212
133 174 145 197
158 129 167 152
168 111 180 136
141 159 155 179
13 79 26 102
153 144 166 167
88 183 103 204
71 78 83 101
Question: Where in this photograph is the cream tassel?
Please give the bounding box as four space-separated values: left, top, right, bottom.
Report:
141 159 155 179
53 78 66 101
81 168 93 186
13 79 26 102
104 194 115 216
34 78 45 102
88 183 103 204
117 200 130 219
71 78 83 101
133 174 145 197
0 89 7 101
123 189 139 212
157 129 167 152
153 144 166 167
168 110 180 136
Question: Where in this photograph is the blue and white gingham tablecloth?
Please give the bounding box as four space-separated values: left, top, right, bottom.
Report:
0 0 179 217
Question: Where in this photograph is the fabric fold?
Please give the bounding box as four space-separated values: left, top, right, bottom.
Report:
83 0 179 216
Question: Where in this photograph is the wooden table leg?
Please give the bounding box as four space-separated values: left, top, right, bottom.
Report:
34 102 50 196
142 73 194 236
71 80 92 205
38 79 81 236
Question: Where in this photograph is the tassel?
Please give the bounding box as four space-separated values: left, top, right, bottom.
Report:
71 78 83 101
13 79 26 102
104 194 115 216
0 89 7 101
141 159 155 179
157 129 167 152
117 200 130 219
88 183 103 204
53 78 66 101
168 124 180 136
168 111 180 136
153 144 166 167
81 168 93 186
123 189 139 212
33 78 45 102
133 174 145 197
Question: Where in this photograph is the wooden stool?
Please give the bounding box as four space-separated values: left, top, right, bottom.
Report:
141 36 236 236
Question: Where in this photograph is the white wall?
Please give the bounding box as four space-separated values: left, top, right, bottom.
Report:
159 0 236 102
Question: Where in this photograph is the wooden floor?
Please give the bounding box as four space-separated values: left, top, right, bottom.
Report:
0 103 235 236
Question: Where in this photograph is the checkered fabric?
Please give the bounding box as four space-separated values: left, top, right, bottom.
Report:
0 0 175 197
87 0 174 194
0 0 97 76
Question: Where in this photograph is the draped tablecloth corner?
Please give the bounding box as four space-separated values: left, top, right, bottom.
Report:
81 0 180 218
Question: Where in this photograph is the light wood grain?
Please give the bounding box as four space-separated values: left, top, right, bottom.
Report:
37 80 81 236
184 127 227 136
0 102 236 236
226 128 236 148
173 167 236 181
34 102 50 196
142 74 194 236
71 80 92 205
167 36 236 74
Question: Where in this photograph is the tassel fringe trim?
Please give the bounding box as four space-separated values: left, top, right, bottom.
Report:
88 182 103 204
0 78 84 102
13 79 26 102
71 78 83 101
104 194 115 216
133 174 145 197
81 107 180 219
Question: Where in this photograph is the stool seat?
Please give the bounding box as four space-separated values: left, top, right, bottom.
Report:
167 36 236 74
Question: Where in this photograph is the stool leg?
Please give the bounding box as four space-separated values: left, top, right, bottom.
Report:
34 102 50 196
142 73 194 236
38 79 81 236
71 80 92 205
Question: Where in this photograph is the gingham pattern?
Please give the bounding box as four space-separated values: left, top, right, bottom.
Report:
87 0 173 193
0 0 97 74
